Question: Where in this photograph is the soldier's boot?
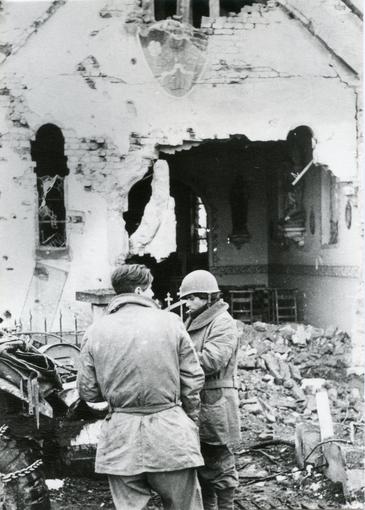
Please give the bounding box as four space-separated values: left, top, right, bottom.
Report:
201 484 217 510
216 487 235 510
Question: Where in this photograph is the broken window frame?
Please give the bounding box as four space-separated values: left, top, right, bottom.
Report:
36 174 67 249
31 123 69 255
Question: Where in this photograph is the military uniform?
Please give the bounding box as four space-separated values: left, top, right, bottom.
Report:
186 300 241 510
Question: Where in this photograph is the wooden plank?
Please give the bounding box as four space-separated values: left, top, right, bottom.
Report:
316 390 348 490
316 390 334 439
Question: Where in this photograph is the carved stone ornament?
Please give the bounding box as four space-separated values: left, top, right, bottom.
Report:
138 20 208 97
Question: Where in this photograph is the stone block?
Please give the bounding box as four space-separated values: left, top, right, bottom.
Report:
295 422 323 468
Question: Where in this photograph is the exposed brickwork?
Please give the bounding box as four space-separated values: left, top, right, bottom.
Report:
0 0 361 354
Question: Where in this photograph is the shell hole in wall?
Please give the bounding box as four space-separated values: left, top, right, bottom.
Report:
123 167 153 236
125 170 208 302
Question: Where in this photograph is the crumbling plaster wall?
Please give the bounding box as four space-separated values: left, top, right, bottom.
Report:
0 0 361 331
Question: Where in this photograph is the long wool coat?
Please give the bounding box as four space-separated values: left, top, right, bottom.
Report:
186 301 241 447
77 294 205 476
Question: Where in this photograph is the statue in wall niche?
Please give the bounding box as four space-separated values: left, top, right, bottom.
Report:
277 172 306 246
282 186 305 226
228 174 250 248
274 125 313 246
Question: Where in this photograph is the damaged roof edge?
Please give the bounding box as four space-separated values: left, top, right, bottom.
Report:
341 0 363 19
0 0 67 64
276 0 362 77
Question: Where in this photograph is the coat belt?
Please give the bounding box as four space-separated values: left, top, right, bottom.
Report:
204 375 238 389
106 402 178 419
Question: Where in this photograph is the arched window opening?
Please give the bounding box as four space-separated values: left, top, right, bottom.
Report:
31 124 68 249
286 125 314 173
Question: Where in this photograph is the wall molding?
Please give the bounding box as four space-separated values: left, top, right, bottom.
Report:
211 265 268 276
269 264 360 279
211 264 360 279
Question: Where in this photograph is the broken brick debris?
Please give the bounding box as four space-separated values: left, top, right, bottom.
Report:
236 320 364 506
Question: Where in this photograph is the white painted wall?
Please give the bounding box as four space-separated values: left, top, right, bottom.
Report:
0 0 361 340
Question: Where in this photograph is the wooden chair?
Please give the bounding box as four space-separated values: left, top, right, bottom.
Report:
229 290 254 323
270 288 298 323
252 287 270 322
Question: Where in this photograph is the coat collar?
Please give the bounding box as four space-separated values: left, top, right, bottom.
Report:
107 294 159 314
186 300 229 331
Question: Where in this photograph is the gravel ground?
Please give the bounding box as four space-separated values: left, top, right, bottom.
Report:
48 445 350 510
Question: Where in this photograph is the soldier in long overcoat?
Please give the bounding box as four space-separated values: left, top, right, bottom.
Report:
180 270 241 510
77 264 205 510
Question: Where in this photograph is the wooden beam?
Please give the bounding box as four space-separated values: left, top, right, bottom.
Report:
316 390 334 439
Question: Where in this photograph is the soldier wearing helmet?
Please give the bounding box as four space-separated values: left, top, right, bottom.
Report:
180 270 241 510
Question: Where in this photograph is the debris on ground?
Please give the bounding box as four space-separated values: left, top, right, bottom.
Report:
236 321 364 507
49 321 364 509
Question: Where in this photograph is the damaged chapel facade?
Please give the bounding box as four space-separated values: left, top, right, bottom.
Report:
0 0 363 366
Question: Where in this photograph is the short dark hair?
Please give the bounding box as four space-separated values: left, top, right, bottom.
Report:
111 264 153 295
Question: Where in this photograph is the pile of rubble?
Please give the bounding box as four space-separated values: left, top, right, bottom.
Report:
235 321 364 507
48 321 364 510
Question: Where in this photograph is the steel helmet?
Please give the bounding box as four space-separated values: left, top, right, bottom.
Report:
179 270 220 298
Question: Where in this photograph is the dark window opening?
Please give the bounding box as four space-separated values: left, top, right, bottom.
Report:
286 125 314 173
154 0 177 20
192 0 210 27
220 0 262 16
123 168 153 236
31 124 68 249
